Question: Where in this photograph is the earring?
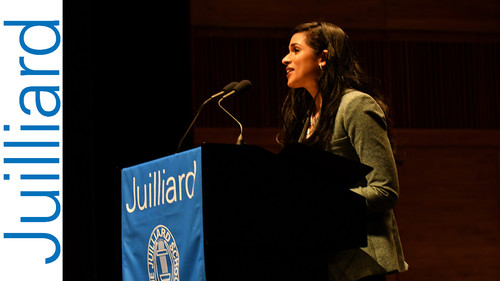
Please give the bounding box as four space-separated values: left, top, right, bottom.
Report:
319 64 323 70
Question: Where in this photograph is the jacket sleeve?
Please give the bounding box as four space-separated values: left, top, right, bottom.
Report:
340 93 399 212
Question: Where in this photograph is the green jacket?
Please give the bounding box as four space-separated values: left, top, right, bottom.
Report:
300 90 408 281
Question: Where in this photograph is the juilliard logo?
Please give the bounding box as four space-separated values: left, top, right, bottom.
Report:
147 225 180 281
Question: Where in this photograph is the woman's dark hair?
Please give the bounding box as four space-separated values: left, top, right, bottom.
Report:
277 22 393 149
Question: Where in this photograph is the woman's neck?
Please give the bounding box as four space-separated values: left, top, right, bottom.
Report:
306 84 322 114
313 93 322 115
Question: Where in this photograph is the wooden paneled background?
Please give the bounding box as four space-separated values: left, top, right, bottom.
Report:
189 1 500 280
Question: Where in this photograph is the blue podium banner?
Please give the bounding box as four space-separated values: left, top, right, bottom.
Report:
121 147 206 281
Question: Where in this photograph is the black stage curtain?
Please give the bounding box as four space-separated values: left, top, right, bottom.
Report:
63 2 191 280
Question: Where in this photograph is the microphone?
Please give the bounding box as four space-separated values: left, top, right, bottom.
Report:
217 80 252 145
221 79 252 99
176 81 238 152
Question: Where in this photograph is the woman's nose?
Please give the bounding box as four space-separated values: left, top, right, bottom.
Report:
282 53 290 65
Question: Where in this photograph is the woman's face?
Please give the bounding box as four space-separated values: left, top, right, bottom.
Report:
282 32 322 96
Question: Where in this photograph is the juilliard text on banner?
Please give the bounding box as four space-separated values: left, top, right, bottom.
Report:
125 160 197 213
0 1 63 280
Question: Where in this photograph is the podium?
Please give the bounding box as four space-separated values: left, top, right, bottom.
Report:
121 144 370 281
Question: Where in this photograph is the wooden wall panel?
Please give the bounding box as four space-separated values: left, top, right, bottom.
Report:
385 0 500 31
193 128 500 281
396 147 500 280
190 0 500 31
394 130 500 281
190 0 387 29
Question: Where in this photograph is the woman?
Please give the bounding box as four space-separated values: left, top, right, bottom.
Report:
279 22 408 281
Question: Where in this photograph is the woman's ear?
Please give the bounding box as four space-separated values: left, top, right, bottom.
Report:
319 49 328 68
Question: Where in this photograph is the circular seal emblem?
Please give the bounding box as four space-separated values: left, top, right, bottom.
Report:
147 225 180 281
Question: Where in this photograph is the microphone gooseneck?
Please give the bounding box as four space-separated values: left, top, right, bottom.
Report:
176 81 238 153
217 80 252 145
218 98 244 144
